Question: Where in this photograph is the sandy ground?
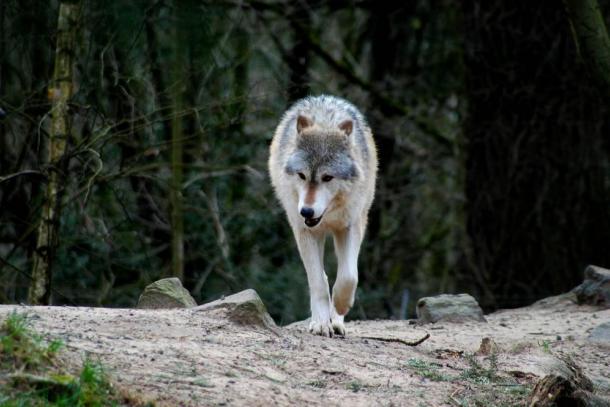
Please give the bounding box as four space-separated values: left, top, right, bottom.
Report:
0 296 608 406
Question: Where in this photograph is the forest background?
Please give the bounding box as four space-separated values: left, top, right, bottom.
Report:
1 0 609 325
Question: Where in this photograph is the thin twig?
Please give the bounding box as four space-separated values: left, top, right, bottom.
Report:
0 170 46 184
359 333 430 346
82 148 103 205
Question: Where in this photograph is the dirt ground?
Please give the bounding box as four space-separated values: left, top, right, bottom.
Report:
0 295 608 406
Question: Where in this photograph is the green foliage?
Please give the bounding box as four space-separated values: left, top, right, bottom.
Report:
345 380 364 392
452 353 534 406
0 313 130 407
404 353 532 406
459 353 499 384
74 360 114 406
405 358 451 382
406 353 501 384
306 379 326 388
537 339 552 353
0 312 62 370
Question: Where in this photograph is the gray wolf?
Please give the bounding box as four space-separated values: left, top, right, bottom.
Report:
268 95 378 336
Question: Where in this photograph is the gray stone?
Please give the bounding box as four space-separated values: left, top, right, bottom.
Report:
572 265 610 308
137 278 197 309
416 293 486 324
531 292 577 308
588 322 610 347
195 289 276 329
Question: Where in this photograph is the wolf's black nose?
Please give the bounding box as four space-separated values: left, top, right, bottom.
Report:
300 207 314 219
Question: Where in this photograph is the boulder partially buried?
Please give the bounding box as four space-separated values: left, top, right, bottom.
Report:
572 265 610 308
416 293 486 323
195 289 276 329
137 277 197 309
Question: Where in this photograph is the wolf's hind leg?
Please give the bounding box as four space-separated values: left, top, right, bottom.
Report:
332 224 363 317
296 231 333 337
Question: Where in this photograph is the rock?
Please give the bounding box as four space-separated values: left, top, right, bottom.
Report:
572 265 610 308
416 293 486 324
137 278 197 309
531 292 577 308
195 289 276 329
588 322 610 347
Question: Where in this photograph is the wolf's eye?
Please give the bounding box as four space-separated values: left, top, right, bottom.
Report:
297 172 306 180
321 175 334 182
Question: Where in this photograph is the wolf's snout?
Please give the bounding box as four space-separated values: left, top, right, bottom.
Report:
300 207 315 219
300 207 322 227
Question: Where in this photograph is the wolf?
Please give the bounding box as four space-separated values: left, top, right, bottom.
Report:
268 95 378 336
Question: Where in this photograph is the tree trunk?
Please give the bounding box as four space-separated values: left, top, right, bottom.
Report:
170 5 185 281
230 27 249 135
360 3 413 317
29 0 80 305
287 3 311 102
564 0 610 93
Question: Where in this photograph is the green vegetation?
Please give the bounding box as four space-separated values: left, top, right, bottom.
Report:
345 380 364 392
306 379 326 389
538 339 552 353
407 353 500 384
405 354 532 406
456 353 532 406
459 353 499 384
0 312 62 371
0 312 139 406
405 358 451 382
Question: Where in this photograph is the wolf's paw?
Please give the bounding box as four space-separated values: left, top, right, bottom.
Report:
309 319 334 337
331 318 346 336
330 310 346 336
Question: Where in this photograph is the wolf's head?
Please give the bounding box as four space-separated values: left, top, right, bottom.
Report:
284 115 360 228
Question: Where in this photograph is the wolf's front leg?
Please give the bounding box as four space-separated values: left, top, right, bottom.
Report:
331 223 364 334
296 230 333 337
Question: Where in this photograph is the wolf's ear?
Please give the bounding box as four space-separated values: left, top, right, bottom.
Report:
296 115 312 134
339 120 353 136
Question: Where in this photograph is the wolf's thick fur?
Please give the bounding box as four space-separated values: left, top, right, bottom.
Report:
269 95 377 336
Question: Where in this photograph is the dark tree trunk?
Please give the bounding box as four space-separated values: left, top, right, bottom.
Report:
286 3 311 102
360 4 415 317
462 0 610 309
29 0 81 305
170 3 185 281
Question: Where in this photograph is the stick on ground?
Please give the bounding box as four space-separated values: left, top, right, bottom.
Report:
358 333 430 346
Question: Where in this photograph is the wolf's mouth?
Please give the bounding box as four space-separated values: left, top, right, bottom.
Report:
304 216 322 227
